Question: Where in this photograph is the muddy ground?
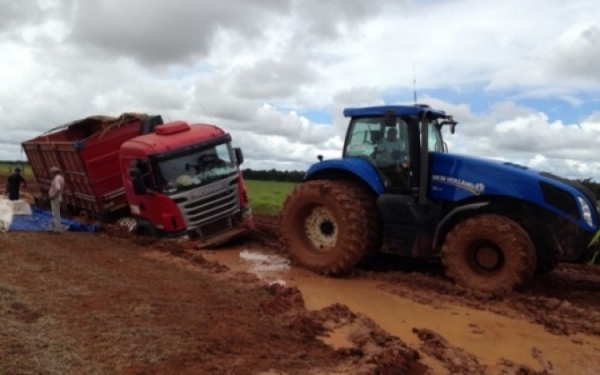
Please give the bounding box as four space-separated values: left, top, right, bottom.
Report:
1 174 600 374
0 228 565 375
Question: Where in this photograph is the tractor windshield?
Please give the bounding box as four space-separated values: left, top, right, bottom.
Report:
343 116 411 168
343 116 446 165
153 141 238 194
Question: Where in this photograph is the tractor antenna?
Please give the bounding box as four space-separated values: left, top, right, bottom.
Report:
412 59 417 104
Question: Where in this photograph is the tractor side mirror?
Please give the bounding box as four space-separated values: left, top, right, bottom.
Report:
317 155 323 162
234 147 244 166
450 123 456 134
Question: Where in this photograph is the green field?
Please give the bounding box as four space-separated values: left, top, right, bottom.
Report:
245 180 298 216
0 163 32 176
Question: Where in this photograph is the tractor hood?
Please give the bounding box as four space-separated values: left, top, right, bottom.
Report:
429 152 599 232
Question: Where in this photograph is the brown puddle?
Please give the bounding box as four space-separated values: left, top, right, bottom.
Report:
202 248 600 373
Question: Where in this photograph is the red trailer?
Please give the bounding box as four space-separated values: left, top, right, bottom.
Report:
22 113 163 219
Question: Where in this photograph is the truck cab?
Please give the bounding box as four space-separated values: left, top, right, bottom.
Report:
119 120 253 247
280 104 600 294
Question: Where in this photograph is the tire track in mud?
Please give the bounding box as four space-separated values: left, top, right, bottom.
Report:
98 213 600 373
253 213 600 338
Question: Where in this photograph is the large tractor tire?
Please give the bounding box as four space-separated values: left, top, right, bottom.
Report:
441 214 536 294
280 179 380 276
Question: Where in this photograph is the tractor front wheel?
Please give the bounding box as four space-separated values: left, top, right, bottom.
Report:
441 214 536 294
280 180 379 276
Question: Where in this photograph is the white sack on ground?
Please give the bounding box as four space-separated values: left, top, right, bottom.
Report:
0 198 33 232
0 199 13 232
10 200 32 216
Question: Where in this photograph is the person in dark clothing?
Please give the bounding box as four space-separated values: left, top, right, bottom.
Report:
5 167 27 201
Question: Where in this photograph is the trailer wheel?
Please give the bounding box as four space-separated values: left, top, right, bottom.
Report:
280 180 380 276
441 214 536 294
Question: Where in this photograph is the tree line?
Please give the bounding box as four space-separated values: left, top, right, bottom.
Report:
240 169 600 199
577 179 600 201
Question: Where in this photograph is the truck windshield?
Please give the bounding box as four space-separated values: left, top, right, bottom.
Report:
154 142 237 194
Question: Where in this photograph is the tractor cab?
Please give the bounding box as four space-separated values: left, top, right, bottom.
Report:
342 104 456 195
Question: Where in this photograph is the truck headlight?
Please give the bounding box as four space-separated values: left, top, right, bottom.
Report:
577 196 594 227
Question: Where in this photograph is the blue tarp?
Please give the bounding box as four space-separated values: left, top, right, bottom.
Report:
9 206 101 232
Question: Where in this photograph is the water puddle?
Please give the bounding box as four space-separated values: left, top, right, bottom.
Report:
239 250 291 277
203 248 600 373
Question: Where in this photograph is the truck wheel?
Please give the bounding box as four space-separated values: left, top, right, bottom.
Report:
441 214 536 294
133 219 158 246
280 180 380 276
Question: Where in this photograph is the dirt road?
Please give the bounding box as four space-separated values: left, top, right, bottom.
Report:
2 225 600 375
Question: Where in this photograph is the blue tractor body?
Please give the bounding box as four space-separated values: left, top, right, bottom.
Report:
306 150 599 231
284 103 599 292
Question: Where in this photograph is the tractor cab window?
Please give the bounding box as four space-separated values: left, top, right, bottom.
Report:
345 118 379 158
344 117 410 164
344 116 411 191
423 120 445 153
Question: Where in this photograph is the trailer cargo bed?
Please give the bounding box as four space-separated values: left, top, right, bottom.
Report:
22 113 163 219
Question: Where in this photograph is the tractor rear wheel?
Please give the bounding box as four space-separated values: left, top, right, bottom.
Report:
441 214 536 294
280 180 380 276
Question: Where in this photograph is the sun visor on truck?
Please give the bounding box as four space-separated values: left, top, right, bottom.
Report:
140 115 164 135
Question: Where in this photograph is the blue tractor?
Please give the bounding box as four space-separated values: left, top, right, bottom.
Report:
280 104 600 294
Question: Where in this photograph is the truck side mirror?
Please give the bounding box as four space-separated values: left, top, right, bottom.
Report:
234 147 244 166
317 155 323 162
129 167 147 195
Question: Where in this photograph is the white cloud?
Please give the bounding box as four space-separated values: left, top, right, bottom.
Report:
1 0 600 181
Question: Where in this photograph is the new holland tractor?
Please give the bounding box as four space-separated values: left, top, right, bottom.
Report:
280 104 600 294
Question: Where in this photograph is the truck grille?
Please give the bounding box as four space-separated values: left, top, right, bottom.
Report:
173 175 240 237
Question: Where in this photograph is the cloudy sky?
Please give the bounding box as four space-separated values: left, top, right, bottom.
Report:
1 0 600 179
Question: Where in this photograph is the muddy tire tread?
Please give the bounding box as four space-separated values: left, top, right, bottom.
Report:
280 179 380 276
441 213 536 294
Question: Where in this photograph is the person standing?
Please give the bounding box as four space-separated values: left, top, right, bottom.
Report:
48 167 64 233
5 167 27 201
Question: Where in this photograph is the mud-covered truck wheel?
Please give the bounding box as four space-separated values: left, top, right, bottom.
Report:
280 180 379 276
441 214 537 294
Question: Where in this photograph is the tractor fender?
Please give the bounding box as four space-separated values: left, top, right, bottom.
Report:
433 202 489 249
304 158 386 195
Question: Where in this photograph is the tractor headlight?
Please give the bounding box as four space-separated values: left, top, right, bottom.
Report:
577 196 594 227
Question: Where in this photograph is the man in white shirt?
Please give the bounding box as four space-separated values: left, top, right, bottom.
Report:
48 166 65 233
376 127 408 167
375 127 411 190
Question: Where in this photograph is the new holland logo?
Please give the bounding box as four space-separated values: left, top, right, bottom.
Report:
432 175 485 195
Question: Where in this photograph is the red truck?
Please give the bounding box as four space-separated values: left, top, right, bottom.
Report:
22 112 254 246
